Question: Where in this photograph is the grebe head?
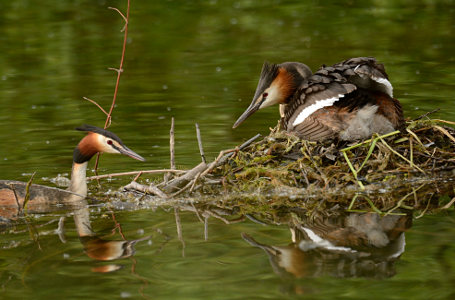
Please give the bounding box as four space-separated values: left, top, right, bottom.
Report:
233 61 312 129
73 124 145 163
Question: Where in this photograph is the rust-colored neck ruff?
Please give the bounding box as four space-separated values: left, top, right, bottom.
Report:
73 133 99 163
275 68 297 104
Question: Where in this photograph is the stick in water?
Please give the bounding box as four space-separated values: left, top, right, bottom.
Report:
196 123 206 164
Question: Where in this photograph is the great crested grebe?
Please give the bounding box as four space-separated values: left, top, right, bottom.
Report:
242 210 411 279
0 124 145 218
233 57 404 141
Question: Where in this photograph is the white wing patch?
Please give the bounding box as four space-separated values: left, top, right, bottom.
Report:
353 64 394 97
372 76 394 97
292 94 345 127
300 227 357 253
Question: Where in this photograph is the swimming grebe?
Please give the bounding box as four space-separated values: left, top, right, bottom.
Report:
0 124 145 219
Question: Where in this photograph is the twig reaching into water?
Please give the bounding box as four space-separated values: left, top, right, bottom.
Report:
196 123 206 164
170 117 176 170
164 117 176 184
92 0 131 174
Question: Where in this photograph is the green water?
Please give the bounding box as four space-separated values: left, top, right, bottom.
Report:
1 0 455 299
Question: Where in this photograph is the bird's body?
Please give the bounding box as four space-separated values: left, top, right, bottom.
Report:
0 125 145 219
242 211 411 279
233 57 404 141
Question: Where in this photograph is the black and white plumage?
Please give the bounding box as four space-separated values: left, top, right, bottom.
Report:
241 210 411 279
233 57 404 141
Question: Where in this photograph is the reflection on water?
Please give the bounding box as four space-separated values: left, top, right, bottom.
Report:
242 210 411 280
0 199 454 299
72 202 155 273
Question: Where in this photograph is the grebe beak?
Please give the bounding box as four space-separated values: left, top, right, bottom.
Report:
118 145 146 161
232 99 262 129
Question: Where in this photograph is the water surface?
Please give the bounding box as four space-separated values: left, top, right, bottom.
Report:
0 0 454 299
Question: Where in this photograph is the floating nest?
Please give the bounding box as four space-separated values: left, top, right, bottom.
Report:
120 118 455 215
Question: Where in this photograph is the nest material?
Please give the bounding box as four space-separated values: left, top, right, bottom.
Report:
122 118 455 214
214 119 455 192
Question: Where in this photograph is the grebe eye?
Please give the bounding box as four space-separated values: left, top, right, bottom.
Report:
263 92 268 98
107 140 113 145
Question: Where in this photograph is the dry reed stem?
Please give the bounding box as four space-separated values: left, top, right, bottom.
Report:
377 135 426 174
433 125 455 143
406 128 431 155
434 119 455 126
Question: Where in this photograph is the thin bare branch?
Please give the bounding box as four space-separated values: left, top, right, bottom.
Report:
201 133 261 176
170 117 175 170
108 67 124 74
108 6 128 31
189 172 202 193
195 123 206 163
412 108 440 121
164 162 208 193
168 177 197 198
83 97 110 118
124 181 168 198
132 171 143 182
87 169 185 180
104 1 130 130
442 197 455 210
94 0 130 174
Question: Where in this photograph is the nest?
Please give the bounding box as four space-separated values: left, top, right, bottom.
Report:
120 118 455 215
